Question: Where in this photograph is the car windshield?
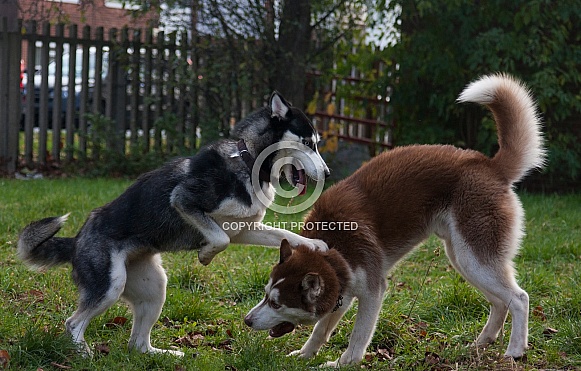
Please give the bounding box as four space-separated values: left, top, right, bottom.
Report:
41 48 108 79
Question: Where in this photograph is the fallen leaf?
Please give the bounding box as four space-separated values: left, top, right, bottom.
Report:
94 343 110 355
377 347 392 361
50 362 71 369
0 349 10 369
532 305 547 321
162 317 181 329
424 351 440 365
205 328 217 336
18 289 45 303
543 327 558 338
217 339 233 352
174 332 205 348
105 316 128 328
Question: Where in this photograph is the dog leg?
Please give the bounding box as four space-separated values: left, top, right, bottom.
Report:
471 267 529 358
172 204 230 265
230 226 328 251
327 286 385 367
171 185 230 265
475 293 510 346
66 251 127 355
289 296 354 359
122 254 183 356
451 243 528 358
443 237 511 348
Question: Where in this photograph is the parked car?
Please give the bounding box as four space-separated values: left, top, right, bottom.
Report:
21 48 108 128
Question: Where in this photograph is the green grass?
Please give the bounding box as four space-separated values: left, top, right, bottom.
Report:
1 178 580 370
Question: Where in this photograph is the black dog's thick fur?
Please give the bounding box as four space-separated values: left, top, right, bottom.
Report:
17 91 329 356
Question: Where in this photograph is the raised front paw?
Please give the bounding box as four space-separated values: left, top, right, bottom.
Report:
198 233 230 265
198 247 220 266
309 238 328 252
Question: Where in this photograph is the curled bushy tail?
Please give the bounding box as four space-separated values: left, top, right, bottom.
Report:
18 214 74 270
457 73 546 184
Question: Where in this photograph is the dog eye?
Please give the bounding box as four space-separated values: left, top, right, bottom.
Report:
269 300 281 309
302 139 312 147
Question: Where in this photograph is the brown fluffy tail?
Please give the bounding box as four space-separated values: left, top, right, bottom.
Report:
457 73 546 184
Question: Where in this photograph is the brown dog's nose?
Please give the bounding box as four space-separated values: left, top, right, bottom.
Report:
244 315 253 327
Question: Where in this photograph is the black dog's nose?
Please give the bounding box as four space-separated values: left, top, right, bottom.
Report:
244 315 253 327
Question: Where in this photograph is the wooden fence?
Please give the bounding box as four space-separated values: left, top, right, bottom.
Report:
308 67 393 157
0 17 393 175
0 18 199 174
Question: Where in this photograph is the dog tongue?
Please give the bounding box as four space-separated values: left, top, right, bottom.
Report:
269 322 295 338
296 169 306 195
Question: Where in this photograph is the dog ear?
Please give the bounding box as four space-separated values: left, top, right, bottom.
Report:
269 91 290 119
302 273 323 304
279 239 293 264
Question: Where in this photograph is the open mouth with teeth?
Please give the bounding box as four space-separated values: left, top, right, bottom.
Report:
291 166 307 195
269 321 295 338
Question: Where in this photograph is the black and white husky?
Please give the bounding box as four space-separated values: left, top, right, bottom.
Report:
17 92 330 356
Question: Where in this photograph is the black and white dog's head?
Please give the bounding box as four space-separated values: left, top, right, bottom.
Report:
231 92 330 193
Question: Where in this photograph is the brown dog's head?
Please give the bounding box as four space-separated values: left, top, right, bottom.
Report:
243 239 341 337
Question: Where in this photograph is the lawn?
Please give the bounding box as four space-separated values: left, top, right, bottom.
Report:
0 178 580 370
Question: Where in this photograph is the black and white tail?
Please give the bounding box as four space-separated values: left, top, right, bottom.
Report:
17 213 75 270
457 73 546 184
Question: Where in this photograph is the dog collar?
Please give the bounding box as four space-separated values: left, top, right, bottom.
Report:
237 140 271 183
332 293 343 312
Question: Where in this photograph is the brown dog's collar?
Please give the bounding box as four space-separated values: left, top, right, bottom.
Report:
237 139 271 183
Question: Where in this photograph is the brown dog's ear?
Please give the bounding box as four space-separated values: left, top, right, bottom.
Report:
279 239 293 264
302 273 323 304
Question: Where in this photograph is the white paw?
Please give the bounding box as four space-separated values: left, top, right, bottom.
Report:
149 347 185 357
288 348 317 359
321 359 341 368
77 343 93 358
287 349 317 359
198 235 230 265
504 348 525 359
307 238 328 252
198 247 222 266
287 349 303 357
153 348 185 357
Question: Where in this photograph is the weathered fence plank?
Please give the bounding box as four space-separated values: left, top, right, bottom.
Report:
52 24 65 164
0 18 21 174
79 25 91 156
24 20 36 167
38 22 50 165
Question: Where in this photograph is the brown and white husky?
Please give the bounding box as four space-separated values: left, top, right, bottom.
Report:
244 74 545 367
